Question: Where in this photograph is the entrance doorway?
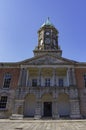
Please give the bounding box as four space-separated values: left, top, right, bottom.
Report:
44 102 52 117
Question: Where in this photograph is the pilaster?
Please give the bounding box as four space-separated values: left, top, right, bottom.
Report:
68 68 76 86
26 69 29 87
18 68 27 87
34 101 42 119
67 68 70 86
72 68 76 86
52 101 59 119
18 68 23 86
39 68 41 86
54 68 56 86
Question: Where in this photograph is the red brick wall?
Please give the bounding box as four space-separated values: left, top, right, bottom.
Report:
0 68 20 89
75 68 86 117
75 68 86 89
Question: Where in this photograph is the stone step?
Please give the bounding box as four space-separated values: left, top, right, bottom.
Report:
10 114 23 120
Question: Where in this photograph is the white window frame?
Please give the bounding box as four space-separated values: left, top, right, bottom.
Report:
3 73 12 88
45 78 51 87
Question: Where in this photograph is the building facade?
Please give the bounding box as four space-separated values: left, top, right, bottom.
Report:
0 18 86 119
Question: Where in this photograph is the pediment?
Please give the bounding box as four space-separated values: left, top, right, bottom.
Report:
21 54 77 65
29 56 63 64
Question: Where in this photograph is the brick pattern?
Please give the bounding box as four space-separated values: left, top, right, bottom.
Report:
75 68 86 117
0 68 20 89
75 68 86 89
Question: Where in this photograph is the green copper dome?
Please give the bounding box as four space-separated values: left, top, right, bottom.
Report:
41 17 54 27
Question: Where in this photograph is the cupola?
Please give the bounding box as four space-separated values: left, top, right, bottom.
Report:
33 18 62 57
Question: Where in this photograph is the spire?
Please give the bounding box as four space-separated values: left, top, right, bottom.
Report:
41 17 54 27
45 17 52 25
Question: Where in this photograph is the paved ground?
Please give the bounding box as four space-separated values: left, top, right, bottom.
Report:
0 119 86 130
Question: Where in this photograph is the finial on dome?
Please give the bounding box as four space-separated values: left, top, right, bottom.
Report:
47 17 50 21
41 17 53 27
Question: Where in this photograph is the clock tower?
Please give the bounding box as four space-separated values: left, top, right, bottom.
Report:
33 18 62 57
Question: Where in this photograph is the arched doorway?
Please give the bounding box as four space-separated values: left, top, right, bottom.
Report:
24 94 36 117
58 93 70 117
42 93 53 117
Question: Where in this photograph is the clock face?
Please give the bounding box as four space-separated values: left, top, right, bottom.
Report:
45 32 50 35
45 38 50 44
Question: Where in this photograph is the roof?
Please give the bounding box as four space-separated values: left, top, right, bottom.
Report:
41 17 54 27
0 53 86 67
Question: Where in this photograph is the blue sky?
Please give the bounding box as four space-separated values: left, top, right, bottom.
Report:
0 0 86 62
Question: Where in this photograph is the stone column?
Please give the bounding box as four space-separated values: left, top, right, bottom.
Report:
18 68 23 86
26 69 28 87
70 99 81 118
17 68 24 98
22 68 27 87
28 70 31 87
72 68 76 86
18 68 27 87
69 68 74 86
67 68 70 86
69 68 76 86
54 68 56 86
39 68 41 86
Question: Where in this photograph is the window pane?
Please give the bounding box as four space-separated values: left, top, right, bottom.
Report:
0 96 7 109
3 73 12 88
45 78 50 86
59 78 63 86
32 79 37 86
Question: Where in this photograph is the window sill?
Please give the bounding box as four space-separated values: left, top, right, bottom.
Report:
2 88 10 90
0 108 8 111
